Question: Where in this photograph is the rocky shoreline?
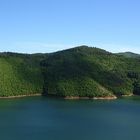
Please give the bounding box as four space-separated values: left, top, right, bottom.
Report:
0 94 41 99
64 95 117 100
0 94 135 100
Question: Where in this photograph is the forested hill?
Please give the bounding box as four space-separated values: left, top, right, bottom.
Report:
42 46 140 98
1 46 140 98
0 52 45 96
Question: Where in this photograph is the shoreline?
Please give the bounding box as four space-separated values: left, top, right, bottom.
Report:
64 95 117 100
0 94 42 99
121 94 133 97
0 93 136 100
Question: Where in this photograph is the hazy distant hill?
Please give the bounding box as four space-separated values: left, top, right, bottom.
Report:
116 52 140 58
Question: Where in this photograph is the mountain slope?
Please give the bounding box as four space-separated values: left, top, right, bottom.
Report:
0 53 44 96
42 46 140 97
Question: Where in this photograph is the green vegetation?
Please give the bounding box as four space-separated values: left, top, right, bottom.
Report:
0 52 45 96
42 46 140 97
133 81 140 95
1 46 140 98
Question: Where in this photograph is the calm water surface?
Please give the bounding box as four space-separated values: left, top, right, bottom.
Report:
0 96 140 140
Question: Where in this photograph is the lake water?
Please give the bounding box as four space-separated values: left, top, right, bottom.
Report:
0 96 140 140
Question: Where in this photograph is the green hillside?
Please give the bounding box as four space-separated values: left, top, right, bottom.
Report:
1 46 140 98
42 46 140 98
0 52 44 96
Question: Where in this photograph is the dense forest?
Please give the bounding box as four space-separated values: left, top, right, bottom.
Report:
0 52 46 96
42 46 140 98
0 46 140 98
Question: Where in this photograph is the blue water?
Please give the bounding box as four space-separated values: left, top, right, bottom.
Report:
0 96 140 140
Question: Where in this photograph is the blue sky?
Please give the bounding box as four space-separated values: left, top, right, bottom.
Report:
0 0 140 53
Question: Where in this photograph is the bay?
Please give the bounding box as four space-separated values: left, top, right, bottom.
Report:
0 96 140 140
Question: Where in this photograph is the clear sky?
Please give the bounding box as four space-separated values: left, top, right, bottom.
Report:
0 0 140 53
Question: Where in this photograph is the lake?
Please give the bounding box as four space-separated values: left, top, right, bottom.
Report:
0 96 140 140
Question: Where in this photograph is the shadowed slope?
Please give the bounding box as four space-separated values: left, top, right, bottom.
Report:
42 46 140 97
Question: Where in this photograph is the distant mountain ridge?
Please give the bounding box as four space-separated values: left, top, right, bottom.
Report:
116 52 140 58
